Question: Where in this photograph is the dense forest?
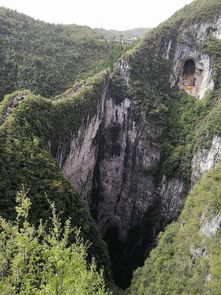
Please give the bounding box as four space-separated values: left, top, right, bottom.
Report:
0 7 132 100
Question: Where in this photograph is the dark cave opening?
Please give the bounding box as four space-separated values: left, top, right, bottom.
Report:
183 59 196 75
104 225 134 290
182 59 196 87
179 58 204 97
103 204 167 290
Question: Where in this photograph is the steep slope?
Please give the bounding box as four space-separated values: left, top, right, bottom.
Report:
0 75 112 280
1 0 221 292
49 0 221 289
0 7 127 100
126 0 221 293
128 165 221 295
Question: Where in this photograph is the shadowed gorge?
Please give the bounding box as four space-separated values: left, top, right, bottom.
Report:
1 0 221 294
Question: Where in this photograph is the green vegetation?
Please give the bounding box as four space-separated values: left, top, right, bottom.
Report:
165 0 221 27
0 72 112 279
118 0 221 181
160 91 207 179
0 7 128 100
0 188 110 295
128 44 172 115
128 165 221 295
201 37 221 57
194 90 221 150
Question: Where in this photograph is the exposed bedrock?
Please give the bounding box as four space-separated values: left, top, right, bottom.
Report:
50 16 221 288
52 72 188 288
169 43 214 99
180 15 221 42
161 16 221 99
192 136 221 186
162 39 214 99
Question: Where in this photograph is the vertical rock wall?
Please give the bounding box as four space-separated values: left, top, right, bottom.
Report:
50 14 221 288
51 66 188 287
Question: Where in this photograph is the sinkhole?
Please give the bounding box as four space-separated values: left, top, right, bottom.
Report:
101 203 167 289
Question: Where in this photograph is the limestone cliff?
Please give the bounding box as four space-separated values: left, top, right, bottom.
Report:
192 136 221 186
48 0 221 289
127 1 221 293
46 59 188 287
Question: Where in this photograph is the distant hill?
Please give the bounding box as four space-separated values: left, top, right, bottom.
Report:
0 7 130 100
95 27 151 42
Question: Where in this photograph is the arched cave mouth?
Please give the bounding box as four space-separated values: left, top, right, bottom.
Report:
183 59 196 77
182 59 196 87
179 58 203 97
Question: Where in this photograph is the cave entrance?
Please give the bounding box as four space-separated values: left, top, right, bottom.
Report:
103 203 166 290
182 59 196 88
179 58 203 98
183 59 196 77
104 225 134 290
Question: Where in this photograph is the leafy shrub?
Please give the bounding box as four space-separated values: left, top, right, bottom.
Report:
0 187 111 295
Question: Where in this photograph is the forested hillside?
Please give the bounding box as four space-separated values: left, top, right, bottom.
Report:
0 74 113 286
0 7 129 100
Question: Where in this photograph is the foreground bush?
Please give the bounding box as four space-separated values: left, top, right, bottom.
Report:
0 188 110 295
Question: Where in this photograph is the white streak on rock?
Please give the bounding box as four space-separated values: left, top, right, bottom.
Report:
191 136 221 186
201 213 221 237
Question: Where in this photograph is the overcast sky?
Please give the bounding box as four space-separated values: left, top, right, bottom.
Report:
0 0 193 30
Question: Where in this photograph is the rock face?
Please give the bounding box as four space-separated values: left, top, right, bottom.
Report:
162 16 221 99
180 15 221 42
52 13 221 290
159 176 187 221
1 93 26 125
201 213 221 237
165 43 214 99
62 80 108 199
52 67 187 288
191 136 221 186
